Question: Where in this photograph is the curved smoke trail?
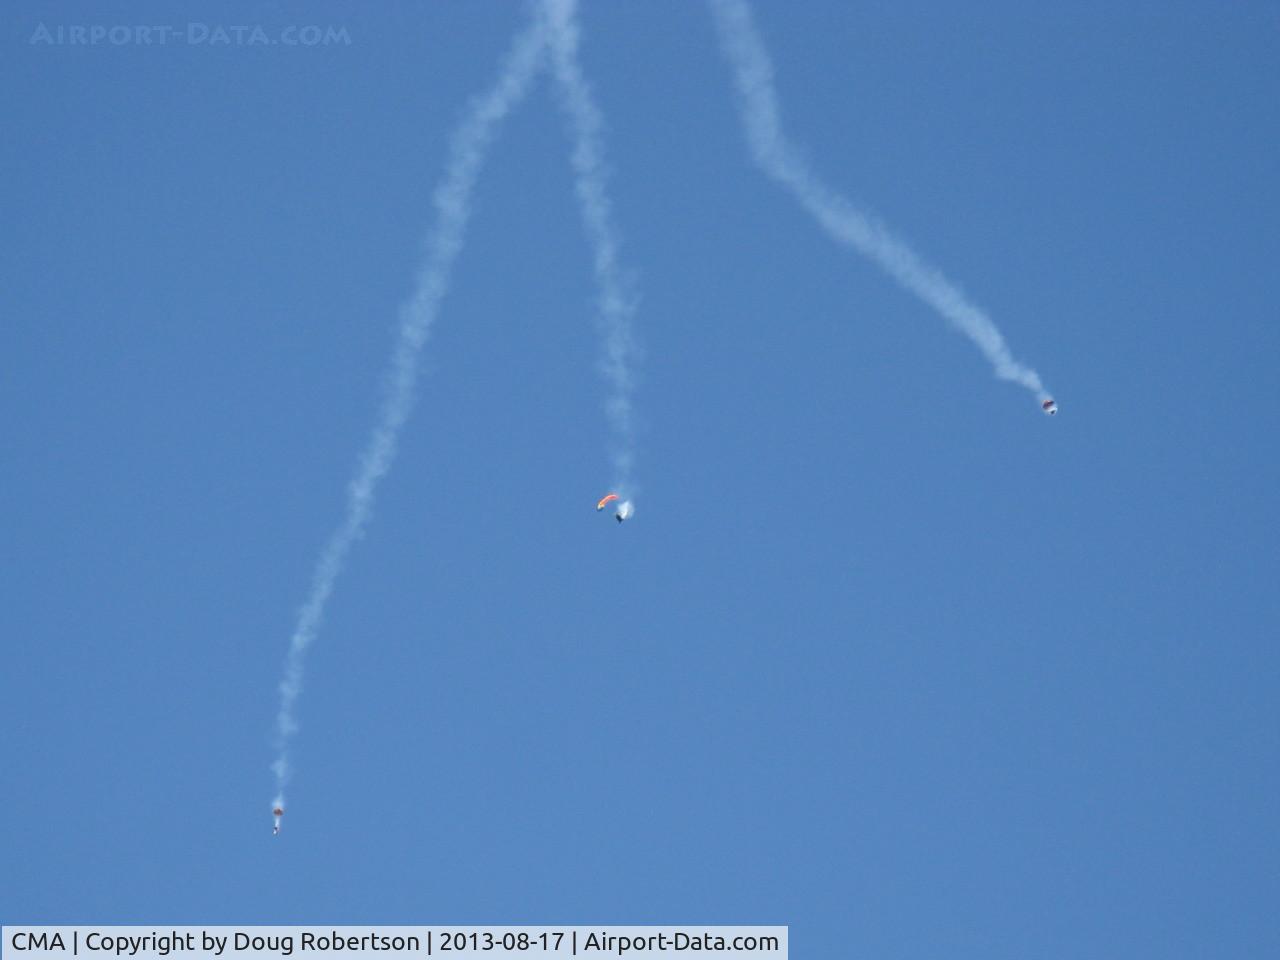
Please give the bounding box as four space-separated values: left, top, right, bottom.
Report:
709 0 1049 403
542 0 642 496
271 17 548 813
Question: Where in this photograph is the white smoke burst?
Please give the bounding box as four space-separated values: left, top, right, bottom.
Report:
709 0 1049 403
271 17 549 806
542 0 642 494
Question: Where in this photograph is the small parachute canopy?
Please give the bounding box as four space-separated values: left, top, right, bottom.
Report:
272 806 284 817
596 493 620 511
1042 399 1057 416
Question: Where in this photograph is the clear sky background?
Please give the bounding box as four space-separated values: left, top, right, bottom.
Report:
2 1 1277 956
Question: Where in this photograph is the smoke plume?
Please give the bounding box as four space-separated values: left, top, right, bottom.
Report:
542 0 642 493
271 17 548 806
709 0 1049 402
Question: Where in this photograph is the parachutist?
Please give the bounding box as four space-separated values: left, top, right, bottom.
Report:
1042 398 1057 415
272 805 284 835
600 493 633 523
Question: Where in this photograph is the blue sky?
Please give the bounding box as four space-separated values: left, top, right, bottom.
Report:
2 1 1277 956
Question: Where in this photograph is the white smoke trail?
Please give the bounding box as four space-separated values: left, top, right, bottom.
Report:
709 0 1049 402
271 17 548 811
542 0 642 493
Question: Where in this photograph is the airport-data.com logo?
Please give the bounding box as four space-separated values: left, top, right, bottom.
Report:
29 23 352 48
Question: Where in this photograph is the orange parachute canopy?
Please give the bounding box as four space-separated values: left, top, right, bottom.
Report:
596 493 620 511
